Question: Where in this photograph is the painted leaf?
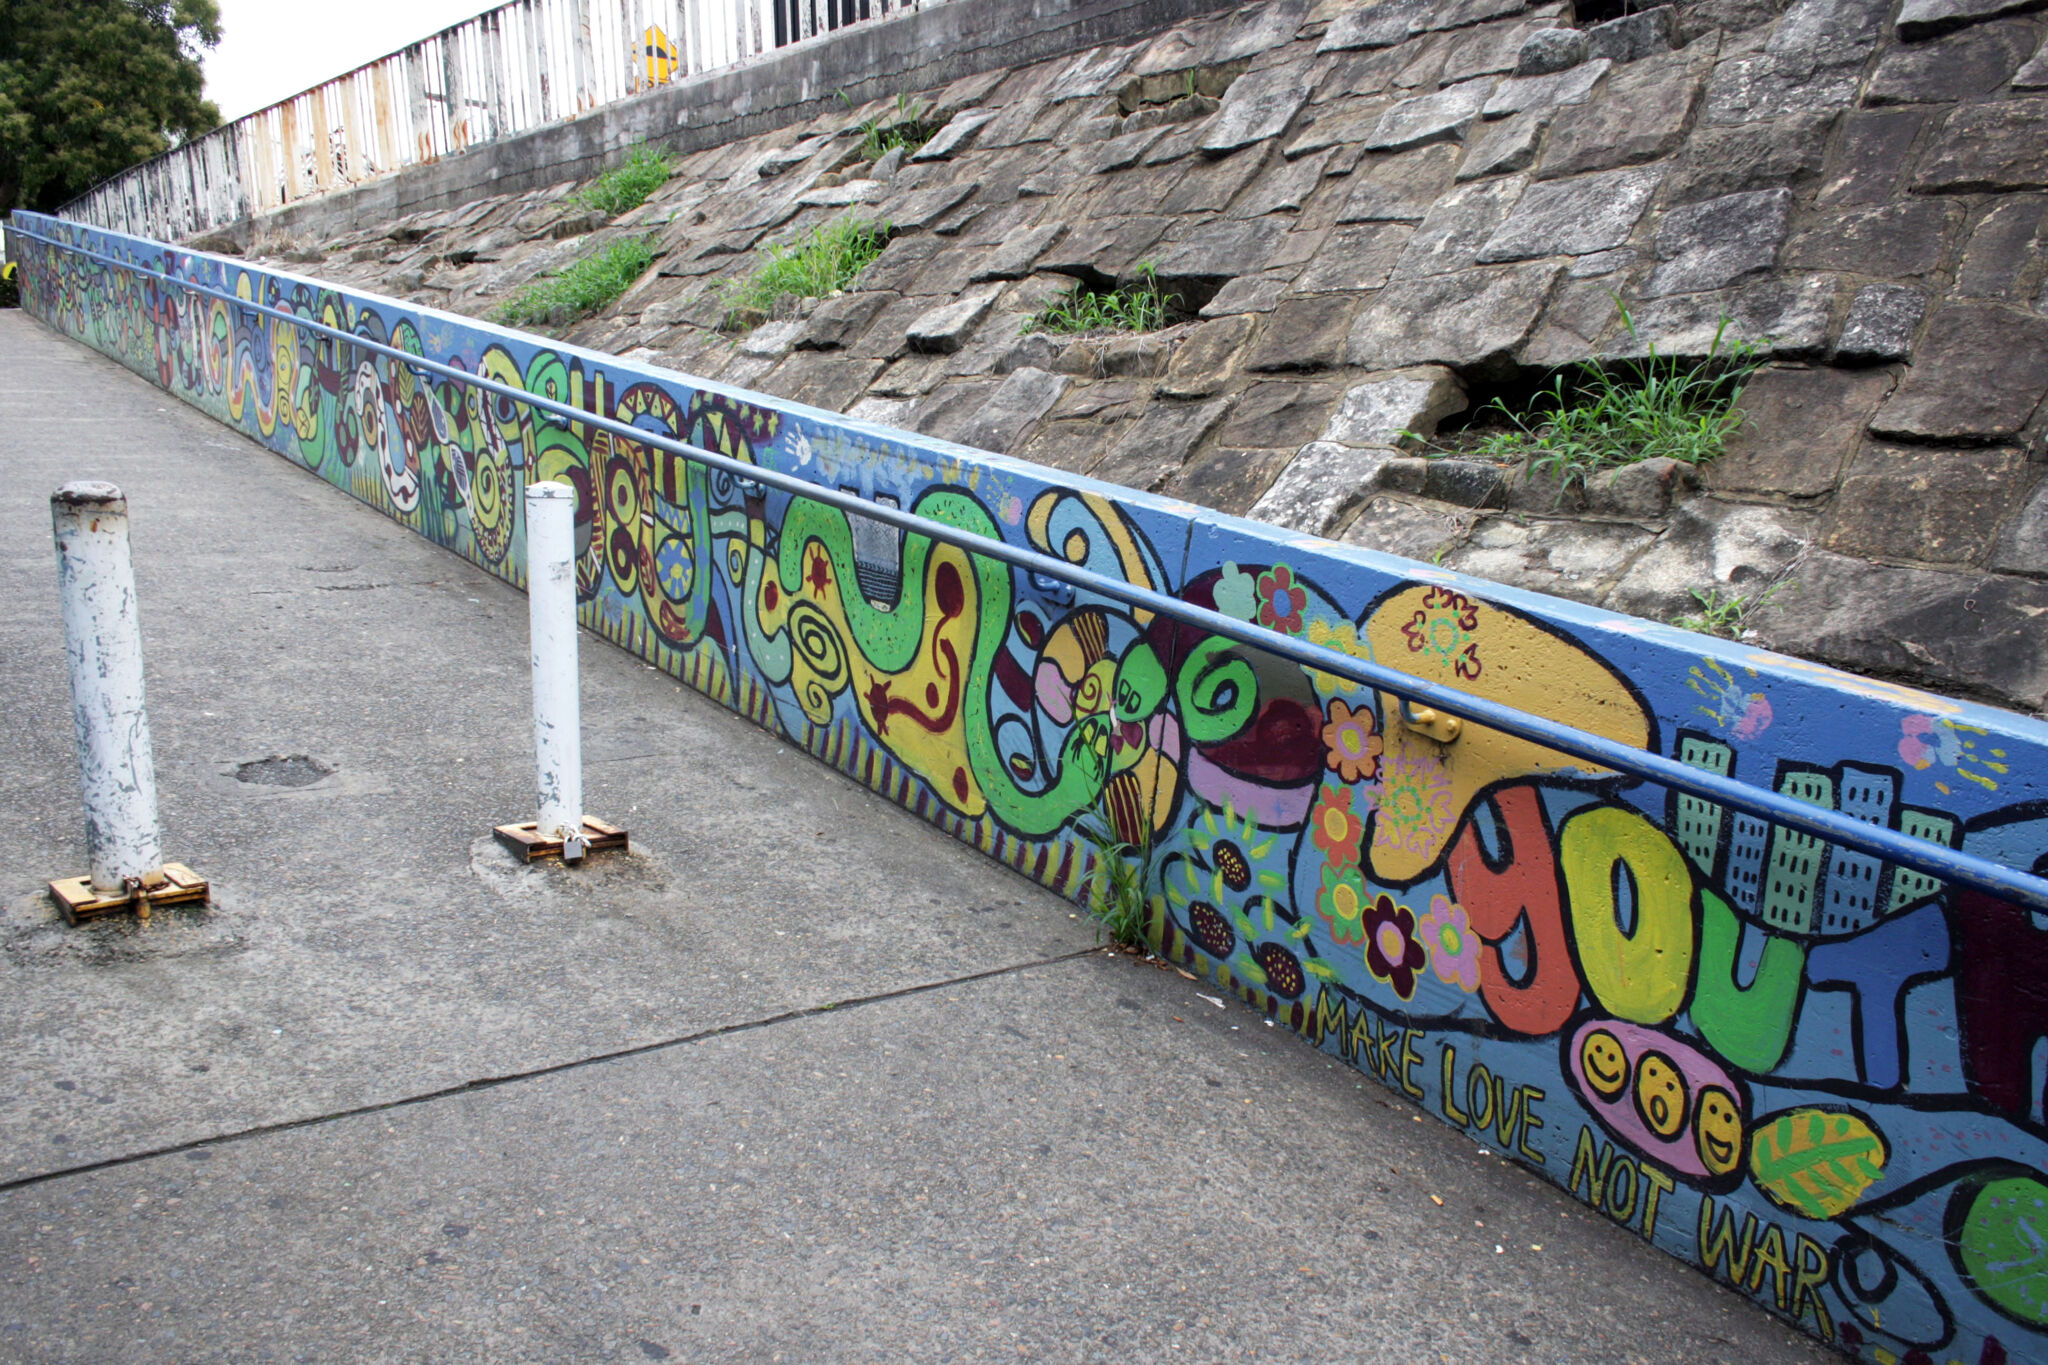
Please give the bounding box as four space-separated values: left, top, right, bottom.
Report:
1748 1108 1888 1219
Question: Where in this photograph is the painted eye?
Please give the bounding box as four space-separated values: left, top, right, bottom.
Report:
1633 1053 1690 1140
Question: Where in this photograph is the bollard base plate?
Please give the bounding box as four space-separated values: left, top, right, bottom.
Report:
48 863 210 924
492 817 629 863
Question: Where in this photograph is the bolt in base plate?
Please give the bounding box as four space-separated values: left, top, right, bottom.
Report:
48 863 210 925
492 817 628 864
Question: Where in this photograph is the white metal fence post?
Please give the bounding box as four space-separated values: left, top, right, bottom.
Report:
50 481 162 893
526 481 587 858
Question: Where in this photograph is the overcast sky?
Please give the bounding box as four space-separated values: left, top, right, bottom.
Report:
202 0 496 123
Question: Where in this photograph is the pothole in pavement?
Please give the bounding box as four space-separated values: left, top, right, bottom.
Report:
234 755 333 787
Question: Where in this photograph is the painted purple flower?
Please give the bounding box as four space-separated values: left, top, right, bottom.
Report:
1420 893 1481 993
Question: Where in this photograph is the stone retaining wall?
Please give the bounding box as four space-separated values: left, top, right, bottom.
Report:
236 0 2048 715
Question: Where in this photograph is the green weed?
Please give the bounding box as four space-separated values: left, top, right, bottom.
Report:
1671 582 1784 638
1027 263 1181 335
576 145 673 217
1456 307 1762 495
493 236 656 328
848 91 937 161
722 217 890 326
1073 800 1157 951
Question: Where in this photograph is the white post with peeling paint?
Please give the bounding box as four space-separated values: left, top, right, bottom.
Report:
51 482 163 894
526 481 585 858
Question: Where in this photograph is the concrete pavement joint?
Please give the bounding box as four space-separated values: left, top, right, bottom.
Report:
0 945 1107 1197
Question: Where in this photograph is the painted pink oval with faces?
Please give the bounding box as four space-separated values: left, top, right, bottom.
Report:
1566 1018 1747 1180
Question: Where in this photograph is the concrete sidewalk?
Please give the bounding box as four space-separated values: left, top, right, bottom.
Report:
0 312 1830 1363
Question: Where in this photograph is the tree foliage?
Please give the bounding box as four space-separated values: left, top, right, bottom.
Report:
0 0 223 217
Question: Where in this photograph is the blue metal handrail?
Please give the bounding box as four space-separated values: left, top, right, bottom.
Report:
16 218 2048 913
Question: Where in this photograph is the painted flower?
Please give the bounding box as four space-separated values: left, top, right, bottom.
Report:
1420 893 1481 993
1363 893 1427 1000
1372 754 1455 859
1322 698 1383 784
1214 562 1260 623
1309 783 1365 867
1317 863 1370 944
1256 564 1307 635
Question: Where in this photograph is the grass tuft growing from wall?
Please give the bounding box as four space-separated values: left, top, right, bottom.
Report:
494 237 656 328
1451 310 1762 492
723 217 890 327
576 146 673 218
1026 264 1180 335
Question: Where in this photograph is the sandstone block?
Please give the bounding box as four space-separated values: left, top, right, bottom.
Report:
1217 382 1344 447
1701 54 1861 125
2019 32 2048 87
1707 365 1895 496
1666 112 1835 201
905 287 1002 354
1366 78 1497 150
1749 551 2048 709
1323 367 1468 446
1036 217 1171 284
1478 166 1663 261
1094 396 1236 488
1867 18 2039 103
1955 197 2048 300
740 319 806 358
1835 285 1927 364
1896 0 2047 38
1608 274 1837 361
1286 99 1396 159
1823 445 2031 563
1913 102 2048 193
971 224 1068 283
1784 201 1955 278
1871 302 2048 441
795 291 897 350
1249 442 1405 533
1337 144 1462 221
1168 447 1299 516
1423 458 1508 507
1604 500 1812 620
1540 49 1702 176
1201 275 1295 316
1244 295 1362 371
1816 110 1921 206
1319 0 1431 51
1149 217 1291 284
1584 6 1678 63
1644 188 1792 297
1200 66 1315 154
1458 109 1547 180
1481 59 1610 119
1298 223 1414 291
1161 315 1255 397
762 351 885 411
1587 457 1699 518
1348 263 1564 369
949 367 1070 453
1339 494 1476 562
1399 176 1527 275
1993 477 2048 575
1446 517 1658 606
1516 28 1587 75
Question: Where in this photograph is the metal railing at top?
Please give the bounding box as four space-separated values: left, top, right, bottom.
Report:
58 0 926 244
17 216 2048 915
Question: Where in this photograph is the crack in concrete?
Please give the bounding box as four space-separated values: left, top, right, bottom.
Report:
0 947 1108 1195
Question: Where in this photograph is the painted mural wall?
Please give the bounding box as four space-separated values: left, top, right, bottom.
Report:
15 208 2048 1365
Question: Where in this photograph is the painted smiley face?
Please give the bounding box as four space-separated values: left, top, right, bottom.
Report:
1580 1028 1628 1101
1633 1051 1690 1140
1694 1086 1744 1176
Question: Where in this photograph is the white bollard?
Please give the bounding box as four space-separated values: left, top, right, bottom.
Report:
526 481 586 860
51 481 163 894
